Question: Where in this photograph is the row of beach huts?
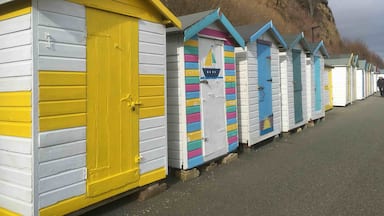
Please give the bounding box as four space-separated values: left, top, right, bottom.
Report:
0 1 381 215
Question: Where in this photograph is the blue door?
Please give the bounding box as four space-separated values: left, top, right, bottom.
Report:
314 56 322 111
257 42 273 135
292 50 303 123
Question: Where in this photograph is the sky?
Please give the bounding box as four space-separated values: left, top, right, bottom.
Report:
328 0 384 61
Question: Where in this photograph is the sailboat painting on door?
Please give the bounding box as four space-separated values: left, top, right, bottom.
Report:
166 9 245 170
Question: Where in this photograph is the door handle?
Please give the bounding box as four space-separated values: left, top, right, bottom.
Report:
120 94 131 102
130 100 142 111
267 79 272 82
200 80 208 84
258 86 264 90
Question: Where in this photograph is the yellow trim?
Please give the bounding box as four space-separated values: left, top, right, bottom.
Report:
40 86 86 101
139 75 164 86
187 130 202 142
39 71 86 86
0 121 31 138
139 167 166 186
148 0 181 28
0 107 31 122
226 100 236 107
184 39 198 47
40 113 86 132
185 69 199 77
0 91 31 107
186 98 200 107
39 100 86 117
225 76 236 82
40 168 166 216
227 124 237 132
139 75 165 118
139 86 164 97
140 107 164 119
224 51 234 58
0 0 31 22
0 207 21 216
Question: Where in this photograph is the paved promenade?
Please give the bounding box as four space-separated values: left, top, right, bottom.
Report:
82 94 384 216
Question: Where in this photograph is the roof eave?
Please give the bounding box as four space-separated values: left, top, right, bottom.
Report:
148 0 182 29
249 21 287 50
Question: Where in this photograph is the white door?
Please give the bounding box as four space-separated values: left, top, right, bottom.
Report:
199 37 227 161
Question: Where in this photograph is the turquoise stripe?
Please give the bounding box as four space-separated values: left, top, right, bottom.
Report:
226 82 236 88
227 129 237 138
186 105 200 114
185 76 200 84
185 46 198 55
226 106 236 113
225 57 235 64
187 140 202 151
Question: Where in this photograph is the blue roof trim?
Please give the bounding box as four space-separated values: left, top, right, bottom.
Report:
184 9 220 42
249 21 287 49
290 32 311 52
313 41 329 58
219 13 245 48
183 9 245 48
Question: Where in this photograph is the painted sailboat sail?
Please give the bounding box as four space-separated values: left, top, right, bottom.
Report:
203 48 220 78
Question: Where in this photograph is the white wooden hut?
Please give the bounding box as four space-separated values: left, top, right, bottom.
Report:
325 54 354 106
166 9 245 170
307 41 329 121
356 59 366 100
0 0 180 215
234 21 287 146
351 54 359 101
279 33 310 132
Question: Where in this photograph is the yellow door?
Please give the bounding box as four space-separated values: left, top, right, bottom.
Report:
326 69 333 110
86 8 139 197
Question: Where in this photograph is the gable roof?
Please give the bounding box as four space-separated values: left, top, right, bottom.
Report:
358 60 367 70
283 32 311 52
148 0 181 28
235 21 287 50
310 41 329 58
167 8 245 48
325 53 354 66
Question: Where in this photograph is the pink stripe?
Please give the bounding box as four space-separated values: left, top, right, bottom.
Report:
199 28 227 39
188 148 202 159
228 136 238 144
226 88 236 94
187 113 201 123
186 84 200 92
185 54 198 62
227 112 236 119
225 64 235 70
224 39 235 46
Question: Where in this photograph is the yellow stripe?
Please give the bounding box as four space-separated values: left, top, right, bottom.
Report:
0 207 21 216
40 113 86 132
0 0 31 21
226 100 236 107
139 86 164 97
224 51 234 58
227 124 237 131
0 91 31 107
139 107 164 119
0 107 31 122
40 86 86 101
139 167 166 186
0 121 31 138
139 75 164 86
39 100 86 117
40 71 86 86
186 98 200 107
140 96 164 108
185 69 199 77
184 39 198 47
187 130 201 142
225 76 236 82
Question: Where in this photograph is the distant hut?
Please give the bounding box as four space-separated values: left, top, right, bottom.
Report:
279 32 310 132
324 64 334 111
351 54 359 101
166 9 245 170
356 60 367 100
307 41 329 121
325 54 354 106
234 21 287 146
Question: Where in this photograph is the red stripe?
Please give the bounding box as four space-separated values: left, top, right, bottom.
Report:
187 113 201 123
227 112 236 119
188 148 202 159
199 28 227 39
226 88 236 94
224 39 235 46
228 136 238 144
225 64 235 70
185 54 198 62
186 84 200 92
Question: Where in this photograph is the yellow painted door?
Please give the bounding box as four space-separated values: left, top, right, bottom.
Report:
328 69 333 109
86 8 139 197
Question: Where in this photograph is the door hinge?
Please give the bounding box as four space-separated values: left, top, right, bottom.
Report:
135 154 143 163
83 168 87 180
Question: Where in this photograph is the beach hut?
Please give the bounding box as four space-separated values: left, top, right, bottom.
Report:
325 54 354 106
351 54 359 101
365 63 373 97
279 33 310 132
0 0 180 215
166 9 245 170
324 64 334 111
234 22 287 146
356 60 367 100
307 41 329 122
